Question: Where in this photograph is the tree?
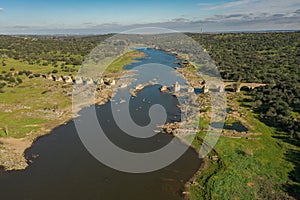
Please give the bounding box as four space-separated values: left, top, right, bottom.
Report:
16 77 23 83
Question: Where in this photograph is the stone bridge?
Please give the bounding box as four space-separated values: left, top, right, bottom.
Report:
223 82 266 92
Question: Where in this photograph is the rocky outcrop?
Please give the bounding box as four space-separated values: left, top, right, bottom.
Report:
160 86 168 92
175 60 194 68
174 82 181 92
75 77 83 84
188 87 194 93
161 122 180 135
64 76 73 83
86 78 94 85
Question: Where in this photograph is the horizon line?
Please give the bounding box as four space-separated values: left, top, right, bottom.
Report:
1 29 299 36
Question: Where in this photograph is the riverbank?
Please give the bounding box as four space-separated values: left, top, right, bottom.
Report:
0 50 145 171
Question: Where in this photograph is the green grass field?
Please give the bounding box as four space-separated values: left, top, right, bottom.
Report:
0 50 144 139
0 76 72 138
189 94 300 199
105 50 145 73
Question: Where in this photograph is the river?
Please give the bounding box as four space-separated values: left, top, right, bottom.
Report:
0 48 202 200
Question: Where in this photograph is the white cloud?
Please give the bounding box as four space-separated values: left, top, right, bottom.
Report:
199 0 300 14
0 8 4 11
195 0 300 32
199 0 256 11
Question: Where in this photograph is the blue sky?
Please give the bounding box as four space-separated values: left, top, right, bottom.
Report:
0 0 300 34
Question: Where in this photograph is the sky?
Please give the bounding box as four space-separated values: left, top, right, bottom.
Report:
0 0 300 34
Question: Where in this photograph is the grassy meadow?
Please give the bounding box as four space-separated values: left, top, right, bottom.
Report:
189 93 300 199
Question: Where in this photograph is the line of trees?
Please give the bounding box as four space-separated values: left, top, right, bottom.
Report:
0 35 110 66
190 32 300 137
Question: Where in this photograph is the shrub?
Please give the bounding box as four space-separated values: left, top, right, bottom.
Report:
16 77 23 83
8 77 15 83
0 82 6 89
42 62 49 66
25 70 32 76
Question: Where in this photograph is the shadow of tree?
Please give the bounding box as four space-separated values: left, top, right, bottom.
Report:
239 96 300 198
285 148 300 199
211 121 248 132
272 135 300 199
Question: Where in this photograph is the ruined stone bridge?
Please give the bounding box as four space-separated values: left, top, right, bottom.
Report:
223 82 267 92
